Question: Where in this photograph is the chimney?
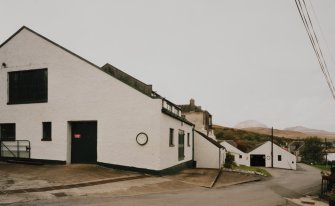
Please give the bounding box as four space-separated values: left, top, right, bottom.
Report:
190 98 195 107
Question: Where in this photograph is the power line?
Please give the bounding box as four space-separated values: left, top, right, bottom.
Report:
294 0 335 101
301 0 335 95
308 0 335 67
294 0 335 99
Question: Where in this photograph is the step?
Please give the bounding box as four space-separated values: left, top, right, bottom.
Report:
6 159 44 165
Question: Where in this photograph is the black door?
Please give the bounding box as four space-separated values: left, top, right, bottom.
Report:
178 130 185 161
250 155 266 167
71 122 97 163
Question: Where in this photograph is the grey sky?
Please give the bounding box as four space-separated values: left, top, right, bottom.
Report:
1 0 334 132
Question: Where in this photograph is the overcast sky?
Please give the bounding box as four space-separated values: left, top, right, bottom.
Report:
1 0 335 132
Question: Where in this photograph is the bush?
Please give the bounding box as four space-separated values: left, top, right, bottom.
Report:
301 137 324 164
224 152 236 169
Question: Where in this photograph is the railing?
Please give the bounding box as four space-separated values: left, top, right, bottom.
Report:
321 175 332 199
0 140 31 159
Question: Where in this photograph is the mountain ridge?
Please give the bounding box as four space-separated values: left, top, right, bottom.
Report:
231 121 335 139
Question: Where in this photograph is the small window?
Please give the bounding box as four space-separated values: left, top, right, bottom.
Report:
278 155 282 161
0 123 16 141
169 128 174 147
239 154 242 159
42 122 52 141
187 133 190 146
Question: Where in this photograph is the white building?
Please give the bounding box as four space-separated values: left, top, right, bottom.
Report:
180 99 215 138
326 153 335 162
180 99 225 169
220 140 250 166
0 26 195 174
249 141 297 170
194 130 224 169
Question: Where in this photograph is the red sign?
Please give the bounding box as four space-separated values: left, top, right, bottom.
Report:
74 134 81 139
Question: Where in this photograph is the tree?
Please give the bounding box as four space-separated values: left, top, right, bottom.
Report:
301 137 324 164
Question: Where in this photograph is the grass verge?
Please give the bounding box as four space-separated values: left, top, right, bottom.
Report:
312 164 331 172
233 165 272 177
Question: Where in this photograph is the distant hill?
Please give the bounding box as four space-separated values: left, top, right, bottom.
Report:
241 127 306 139
234 120 268 129
284 126 335 139
230 122 335 139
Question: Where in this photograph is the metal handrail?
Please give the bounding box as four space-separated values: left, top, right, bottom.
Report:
0 142 17 157
0 140 31 159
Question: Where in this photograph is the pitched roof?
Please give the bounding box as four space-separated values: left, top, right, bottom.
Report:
0 26 101 70
244 142 266 153
224 140 238 148
101 63 156 98
0 26 196 126
195 130 224 149
0 26 162 99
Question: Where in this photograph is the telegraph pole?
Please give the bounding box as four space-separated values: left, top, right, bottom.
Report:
325 138 328 167
271 127 274 168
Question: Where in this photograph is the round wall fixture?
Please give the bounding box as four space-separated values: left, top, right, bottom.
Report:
136 132 148 146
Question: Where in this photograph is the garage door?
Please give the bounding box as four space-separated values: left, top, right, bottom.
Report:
250 155 266 167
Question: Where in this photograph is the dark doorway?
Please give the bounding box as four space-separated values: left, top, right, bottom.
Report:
250 154 266 167
178 130 185 161
71 122 97 163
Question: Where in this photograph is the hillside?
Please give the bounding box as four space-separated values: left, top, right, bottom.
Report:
212 125 291 153
241 127 306 139
242 127 335 139
285 126 335 139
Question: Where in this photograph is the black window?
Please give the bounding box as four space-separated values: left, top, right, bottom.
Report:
8 68 48 104
169 128 174 147
239 154 242 159
278 155 282 161
42 122 52 141
187 133 190 146
0 123 16 141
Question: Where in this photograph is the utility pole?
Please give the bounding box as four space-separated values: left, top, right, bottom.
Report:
325 138 328 167
271 127 274 168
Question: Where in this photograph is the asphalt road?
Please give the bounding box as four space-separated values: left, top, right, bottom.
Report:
9 164 322 206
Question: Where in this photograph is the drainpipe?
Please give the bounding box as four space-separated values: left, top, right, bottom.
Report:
192 128 195 165
219 148 221 169
271 127 274 168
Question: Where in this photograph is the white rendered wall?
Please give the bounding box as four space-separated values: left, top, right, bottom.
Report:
249 141 296 170
159 115 193 170
221 141 250 166
0 28 183 171
194 133 222 169
326 153 335 161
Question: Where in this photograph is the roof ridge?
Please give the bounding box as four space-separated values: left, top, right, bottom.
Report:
195 130 224 149
0 26 101 69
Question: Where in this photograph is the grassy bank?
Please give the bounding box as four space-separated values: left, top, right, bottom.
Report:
312 164 331 172
233 165 272 177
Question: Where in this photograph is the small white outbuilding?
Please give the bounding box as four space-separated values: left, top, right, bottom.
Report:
249 141 296 170
194 130 224 169
220 140 250 166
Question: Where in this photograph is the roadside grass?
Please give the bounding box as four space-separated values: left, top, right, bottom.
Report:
312 164 331 172
233 165 272 177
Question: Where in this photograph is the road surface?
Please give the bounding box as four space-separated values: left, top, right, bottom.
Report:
9 164 322 206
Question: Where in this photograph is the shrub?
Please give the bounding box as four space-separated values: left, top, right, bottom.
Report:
224 152 236 169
